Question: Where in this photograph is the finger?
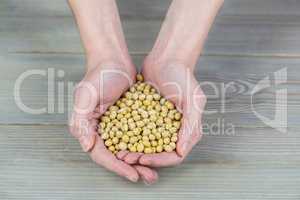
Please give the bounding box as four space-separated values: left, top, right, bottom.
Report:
116 150 129 160
139 152 183 167
89 136 139 182
123 152 143 164
69 113 98 152
134 165 158 185
176 91 206 157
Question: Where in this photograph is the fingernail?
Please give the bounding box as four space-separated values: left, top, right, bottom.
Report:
143 180 154 186
139 157 151 165
126 175 139 182
80 136 92 152
180 142 188 157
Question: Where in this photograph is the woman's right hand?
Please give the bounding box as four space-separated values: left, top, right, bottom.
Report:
69 61 158 184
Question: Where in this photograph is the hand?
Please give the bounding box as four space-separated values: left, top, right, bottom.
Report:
118 61 206 167
69 61 158 184
140 61 206 167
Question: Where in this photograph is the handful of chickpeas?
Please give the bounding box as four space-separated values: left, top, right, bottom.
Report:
98 74 182 154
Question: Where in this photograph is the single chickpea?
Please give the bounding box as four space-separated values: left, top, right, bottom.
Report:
158 139 164 146
99 122 106 129
101 132 109 140
146 95 153 101
137 143 145 153
151 140 158 147
136 120 145 128
121 124 129 132
162 130 170 138
143 140 151 147
101 116 110 123
153 93 161 101
173 121 181 129
112 137 119 145
115 131 123 138
165 123 173 130
169 142 176 150
165 101 175 109
124 113 131 119
164 145 173 152
133 115 141 122
142 135 149 141
142 128 151 136
109 131 115 139
143 100 151 106
127 131 134 137
136 74 144 82
139 94 146 100
174 112 182 120
129 146 137 152
119 142 127 151
129 136 138 144
163 137 171 145
105 139 113 147
109 111 117 119
156 145 163 153
144 147 153 154
122 135 130 143
132 93 139 100
108 146 115 152
160 98 166 105
132 128 140 136
126 99 134 106
155 104 161 111
154 132 162 140
116 113 123 120
130 87 136 93
171 135 178 142
149 134 156 141
152 147 157 153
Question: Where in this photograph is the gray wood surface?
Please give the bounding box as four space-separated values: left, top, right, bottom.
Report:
1 126 300 199
1 0 300 199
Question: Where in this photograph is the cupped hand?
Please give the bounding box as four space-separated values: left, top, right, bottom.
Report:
69 61 158 184
118 61 206 167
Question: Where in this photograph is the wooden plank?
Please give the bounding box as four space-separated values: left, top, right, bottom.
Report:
2 16 300 56
2 0 300 18
1 2 300 55
0 53 298 127
1 125 300 199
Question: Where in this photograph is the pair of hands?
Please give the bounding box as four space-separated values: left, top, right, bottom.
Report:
69 58 206 184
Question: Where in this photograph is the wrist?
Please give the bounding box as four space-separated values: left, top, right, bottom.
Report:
85 52 136 79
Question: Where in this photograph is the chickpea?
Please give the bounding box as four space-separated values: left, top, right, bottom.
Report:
122 135 130 143
98 74 181 153
112 137 119 145
118 142 127 151
164 145 173 152
144 147 153 154
156 145 163 153
137 143 145 153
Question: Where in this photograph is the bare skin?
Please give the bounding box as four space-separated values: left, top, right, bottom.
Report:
68 0 223 183
68 0 158 184
119 0 223 168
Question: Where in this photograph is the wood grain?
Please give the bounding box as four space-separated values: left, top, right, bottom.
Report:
1 0 300 199
0 53 298 127
1 125 300 200
1 0 300 55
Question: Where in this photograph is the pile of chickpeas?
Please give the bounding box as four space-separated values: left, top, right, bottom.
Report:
98 74 182 154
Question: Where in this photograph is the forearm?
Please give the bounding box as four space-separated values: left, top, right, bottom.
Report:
68 0 132 68
145 0 224 70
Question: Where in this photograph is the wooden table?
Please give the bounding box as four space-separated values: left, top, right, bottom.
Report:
1 0 299 199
